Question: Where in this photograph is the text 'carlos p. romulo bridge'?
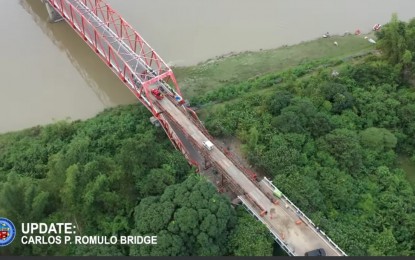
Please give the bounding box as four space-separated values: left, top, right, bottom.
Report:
43 0 347 256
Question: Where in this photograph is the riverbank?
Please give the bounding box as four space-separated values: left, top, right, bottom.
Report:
0 31 376 135
174 32 376 98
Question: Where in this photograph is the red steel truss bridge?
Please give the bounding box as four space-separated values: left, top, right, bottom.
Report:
43 0 347 256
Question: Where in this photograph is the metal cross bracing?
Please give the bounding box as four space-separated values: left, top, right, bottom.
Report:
46 0 183 114
46 0 198 167
45 0 347 256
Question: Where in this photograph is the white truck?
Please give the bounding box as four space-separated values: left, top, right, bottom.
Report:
203 140 214 151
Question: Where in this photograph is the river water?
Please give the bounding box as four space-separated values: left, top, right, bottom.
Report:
1 0 414 133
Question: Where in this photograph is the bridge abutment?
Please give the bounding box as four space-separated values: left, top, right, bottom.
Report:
42 0 63 23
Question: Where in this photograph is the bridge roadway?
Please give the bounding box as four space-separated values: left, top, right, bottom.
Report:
46 0 345 256
151 95 343 256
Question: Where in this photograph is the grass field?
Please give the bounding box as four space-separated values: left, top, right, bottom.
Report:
173 32 376 98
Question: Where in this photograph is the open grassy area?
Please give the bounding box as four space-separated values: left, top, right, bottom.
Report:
173 33 376 98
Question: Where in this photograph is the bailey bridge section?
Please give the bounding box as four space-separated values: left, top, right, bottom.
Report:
43 0 347 256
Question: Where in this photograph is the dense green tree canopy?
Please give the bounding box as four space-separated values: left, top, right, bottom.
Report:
0 105 195 255
228 208 274 256
130 175 236 256
198 18 415 255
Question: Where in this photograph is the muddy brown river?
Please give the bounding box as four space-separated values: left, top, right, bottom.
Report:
1 0 414 133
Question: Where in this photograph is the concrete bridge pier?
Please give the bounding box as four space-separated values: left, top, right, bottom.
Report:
42 0 63 23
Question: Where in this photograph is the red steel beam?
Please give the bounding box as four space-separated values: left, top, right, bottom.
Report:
46 0 196 167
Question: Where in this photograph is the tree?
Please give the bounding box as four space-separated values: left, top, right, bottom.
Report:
367 228 398 256
130 175 236 256
273 98 325 134
60 164 81 215
268 90 293 116
0 174 52 256
347 61 400 88
320 83 354 114
318 168 357 211
228 209 273 256
247 127 259 150
308 112 333 138
406 18 415 54
402 50 413 66
359 127 397 151
317 129 363 176
139 167 176 196
259 134 302 177
273 111 304 134
274 172 325 213
376 13 408 65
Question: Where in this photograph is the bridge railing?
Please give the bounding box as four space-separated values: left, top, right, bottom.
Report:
262 177 348 256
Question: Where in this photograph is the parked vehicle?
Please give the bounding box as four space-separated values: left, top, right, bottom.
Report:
273 188 282 198
305 248 326 256
373 23 382 31
151 88 164 100
203 140 214 151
